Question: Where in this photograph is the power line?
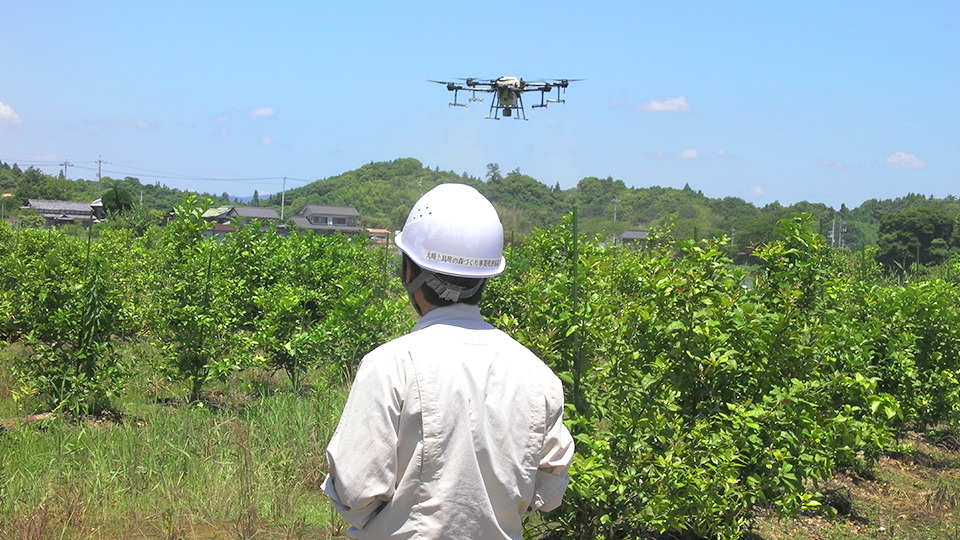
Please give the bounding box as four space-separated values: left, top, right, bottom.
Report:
96 155 107 182
4 155 317 189
68 164 301 184
59 160 73 180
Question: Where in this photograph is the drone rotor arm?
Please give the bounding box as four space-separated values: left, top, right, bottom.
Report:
429 80 469 92
433 77 578 118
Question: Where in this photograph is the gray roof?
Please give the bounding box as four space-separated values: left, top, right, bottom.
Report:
291 215 362 233
620 230 650 241
300 204 360 217
228 206 281 220
23 199 99 215
201 206 233 219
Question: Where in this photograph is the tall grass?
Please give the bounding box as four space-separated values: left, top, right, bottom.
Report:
0 360 348 539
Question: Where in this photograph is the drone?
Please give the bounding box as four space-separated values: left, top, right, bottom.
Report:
429 76 580 120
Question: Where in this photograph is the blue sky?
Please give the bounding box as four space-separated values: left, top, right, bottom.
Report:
2 1 957 209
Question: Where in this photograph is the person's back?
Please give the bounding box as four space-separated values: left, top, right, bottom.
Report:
324 303 571 539
322 184 573 539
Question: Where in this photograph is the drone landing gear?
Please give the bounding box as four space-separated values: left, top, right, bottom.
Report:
448 89 483 108
486 94 528 120
532 84 567 109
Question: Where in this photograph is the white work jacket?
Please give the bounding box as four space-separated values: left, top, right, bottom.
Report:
323 303 574 540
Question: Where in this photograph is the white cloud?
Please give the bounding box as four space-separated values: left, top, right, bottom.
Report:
261 137 275 146
883 152 927 169
715 150 728 157
249 107 276 119
747 185 765 197
678 149 698 159
639 96 691 112
0 101 23 124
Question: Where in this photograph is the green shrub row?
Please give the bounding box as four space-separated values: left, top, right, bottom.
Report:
0 196 411 414
3 207 960 539
484 213 960 539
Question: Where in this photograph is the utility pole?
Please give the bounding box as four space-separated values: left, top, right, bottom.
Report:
1 193 11 220
60 160 73 180
611 197 621 246
830 213 846 248
280 177 286 221
96 155 107 182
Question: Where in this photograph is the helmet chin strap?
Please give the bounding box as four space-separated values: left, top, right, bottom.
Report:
404 269 486 306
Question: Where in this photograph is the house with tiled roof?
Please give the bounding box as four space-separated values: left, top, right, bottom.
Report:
291 205 362 235
225 206 281 223
21 199 106 227
199 205 282 235
620 229 650 246
202 205 281 225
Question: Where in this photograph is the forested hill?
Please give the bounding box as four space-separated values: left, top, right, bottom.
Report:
266 158 959 252
3 157 959 254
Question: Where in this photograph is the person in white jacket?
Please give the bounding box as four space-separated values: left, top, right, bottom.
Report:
322 183 574 540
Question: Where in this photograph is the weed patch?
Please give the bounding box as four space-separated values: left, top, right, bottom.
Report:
0 372 348 539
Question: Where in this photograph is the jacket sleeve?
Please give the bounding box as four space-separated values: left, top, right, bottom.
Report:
528 378 575 513
322 353 404 530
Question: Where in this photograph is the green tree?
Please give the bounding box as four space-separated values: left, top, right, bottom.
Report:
575 176 625 219
2 226 125 415
877 206 956 270
485 170 567 235
485 163 502 183
14 167 75 204
101 185 135 214
97 203 160 236
151 196 254 401
953 212 960 248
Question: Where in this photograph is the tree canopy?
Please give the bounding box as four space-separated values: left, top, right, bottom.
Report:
2 157 958 268
878 206 957 269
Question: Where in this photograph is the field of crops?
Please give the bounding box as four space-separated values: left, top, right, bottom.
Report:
2 200 960 539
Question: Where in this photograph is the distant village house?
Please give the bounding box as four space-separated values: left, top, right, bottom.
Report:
291 205 362 235
21 199 106 227
620 229 650 246
366 228 391 244
201 205 282 235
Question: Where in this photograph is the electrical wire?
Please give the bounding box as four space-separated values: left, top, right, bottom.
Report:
4 156 314 187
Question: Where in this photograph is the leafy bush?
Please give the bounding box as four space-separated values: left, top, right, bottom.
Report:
3 202 960 538
485 214 937 539
2 227 124 415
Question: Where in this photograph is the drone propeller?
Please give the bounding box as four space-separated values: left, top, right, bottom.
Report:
455 77 488 87
428 80 460 91
432 77 578 117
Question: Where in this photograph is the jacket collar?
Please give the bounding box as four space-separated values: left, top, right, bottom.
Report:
412 303 491 332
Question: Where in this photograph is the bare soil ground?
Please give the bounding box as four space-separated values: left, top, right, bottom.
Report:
754 432 960 540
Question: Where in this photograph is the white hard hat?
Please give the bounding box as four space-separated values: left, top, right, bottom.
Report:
395 183 505 278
